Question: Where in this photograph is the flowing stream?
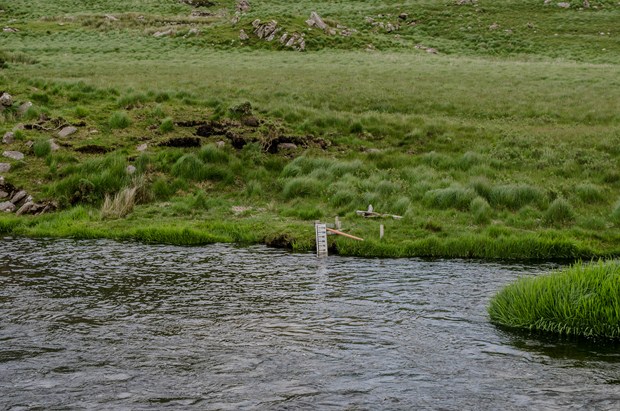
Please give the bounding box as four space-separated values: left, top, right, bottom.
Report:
1 238 619 410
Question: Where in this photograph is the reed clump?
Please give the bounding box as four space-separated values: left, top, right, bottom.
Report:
489 260 620 339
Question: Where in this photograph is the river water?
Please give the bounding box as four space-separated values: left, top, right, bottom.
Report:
1 238 619 410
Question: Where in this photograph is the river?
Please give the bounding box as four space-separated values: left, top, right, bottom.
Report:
1 238 619 410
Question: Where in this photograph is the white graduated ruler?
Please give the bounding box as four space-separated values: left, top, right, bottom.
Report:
315 222 328 258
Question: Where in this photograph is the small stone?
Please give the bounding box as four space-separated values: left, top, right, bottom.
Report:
3 132 14 144
215 141 226 148
16 201 34 216
10 190 27 205
399 13 409 20
3 151 24 161
58 126 78 138
137 143 148 152
583 0 590 8
0 163 9 173
126 165 137 175
306 12 328 30
17 102 33 116
153 29 174 38
277 143 297 151
0 201 15 213
239 29 249 40
2 27 18 33
0 92 13 106
49 139 60 151
186 28 200 36
0 190 8 199
105 14 118 21
25 141 34 148
242 116 259 127
557 2 570 8
489 23 500 30
13 124 25 131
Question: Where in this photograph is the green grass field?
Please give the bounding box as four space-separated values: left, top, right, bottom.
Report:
0 0 619 258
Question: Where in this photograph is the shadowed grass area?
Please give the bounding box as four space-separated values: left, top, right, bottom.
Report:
489 260 620 339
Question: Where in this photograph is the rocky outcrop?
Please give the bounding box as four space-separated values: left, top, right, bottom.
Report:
58 126 78 138
236 0 251 13
0 180 57 215
306 12 328 30
252 19 279 41
3 151 24 161
2 132 14 144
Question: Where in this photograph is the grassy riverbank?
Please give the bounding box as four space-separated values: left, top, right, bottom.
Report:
0 0 619 259
489 260 620 339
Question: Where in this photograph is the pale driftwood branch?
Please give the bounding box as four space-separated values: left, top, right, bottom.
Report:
326 228 364 241
356 210 402 220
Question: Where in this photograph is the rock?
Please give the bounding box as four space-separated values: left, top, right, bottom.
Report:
399 13 409 20
231 13 240 25
242 116 259 127
153 29 174 38
236 0 251 12
239 29 249 40
16 201 34 216
3 132 14 144
58 126 78 138
255 20 278 40
17 102 33 116
0 92 13 107
277 143 297 151
49 139 60 151
137 143 148 152
186 28 200 36
0 163 10 173
456 0 477 4
2 27 18 33
557 2 570 8
215 140 226 148
385 23 397 32
583 0 590 7
0 201 15 213
126 165 137 174
306 12 328 31
105 14 118 21
3 151 24 161
0 190 8 199
489 23 500 30
25 141 34 148
10 190 28 205
13 123 25 131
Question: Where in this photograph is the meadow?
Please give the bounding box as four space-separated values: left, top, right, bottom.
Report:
0 0 619 259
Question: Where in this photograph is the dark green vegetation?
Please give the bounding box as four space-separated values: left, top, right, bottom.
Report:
489 260 620 339
0 0 619 258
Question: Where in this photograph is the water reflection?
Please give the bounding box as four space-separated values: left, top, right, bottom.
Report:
0 238 619 410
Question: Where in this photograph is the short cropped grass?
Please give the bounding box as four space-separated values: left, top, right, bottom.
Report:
489 260 620 339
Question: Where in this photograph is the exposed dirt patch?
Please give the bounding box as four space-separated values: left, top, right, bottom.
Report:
74 145 111 154
158 136 202 147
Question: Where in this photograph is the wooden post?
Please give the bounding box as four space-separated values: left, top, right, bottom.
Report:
315 222 328 258
335 216 341 230
380 224 384 240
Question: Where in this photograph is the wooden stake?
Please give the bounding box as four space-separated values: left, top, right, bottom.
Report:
380 224 384 240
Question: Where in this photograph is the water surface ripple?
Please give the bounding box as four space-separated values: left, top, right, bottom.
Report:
1 238 619 410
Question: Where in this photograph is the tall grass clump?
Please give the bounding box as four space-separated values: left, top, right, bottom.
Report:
282 177 321 199
159 117 174 133
199 144 230 164
544 197 575 226
470 197 492 224
171 154 205 181
33 139 51 157
489 260 620 339
610 200 620 225
108 111 131 129
423 186 475 210
101 186 138 219
575 183 605 203
488 184 546 210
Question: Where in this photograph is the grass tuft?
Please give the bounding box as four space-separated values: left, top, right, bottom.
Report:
108 111 131 129
489 260 620 339
544 197 575 226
